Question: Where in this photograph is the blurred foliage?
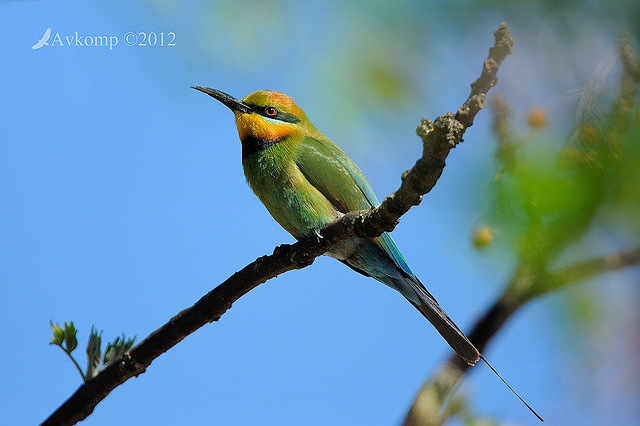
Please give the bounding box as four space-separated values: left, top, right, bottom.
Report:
449 40 640 425
485 41 639 278
50 321 136 382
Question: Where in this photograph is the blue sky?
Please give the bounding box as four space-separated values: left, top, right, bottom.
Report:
1 1 638 425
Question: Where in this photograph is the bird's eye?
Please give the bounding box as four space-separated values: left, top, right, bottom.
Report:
264 106 277 116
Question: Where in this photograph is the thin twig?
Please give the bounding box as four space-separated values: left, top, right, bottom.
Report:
542 246 640 294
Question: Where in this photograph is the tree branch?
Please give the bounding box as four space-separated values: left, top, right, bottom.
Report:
42 23 514 426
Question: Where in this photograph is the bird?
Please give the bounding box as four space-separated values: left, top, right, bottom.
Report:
193 86 480 363
193 87 542 420
32 27 52 50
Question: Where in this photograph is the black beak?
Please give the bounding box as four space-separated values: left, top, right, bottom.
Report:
192 87 252 114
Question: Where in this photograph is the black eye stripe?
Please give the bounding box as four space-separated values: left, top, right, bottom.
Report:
248 104 300 124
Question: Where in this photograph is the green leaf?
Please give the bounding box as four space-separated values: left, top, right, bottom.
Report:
63 321 78 353
104 334 136 365
49 321 64 346
86 326 103 380
49 320 86 380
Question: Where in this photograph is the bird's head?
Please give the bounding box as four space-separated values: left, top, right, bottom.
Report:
193 87 317 145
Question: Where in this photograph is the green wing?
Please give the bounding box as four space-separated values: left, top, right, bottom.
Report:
295 136 379 213
295 137 415 277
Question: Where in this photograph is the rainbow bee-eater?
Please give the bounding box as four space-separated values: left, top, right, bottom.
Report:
194 87 542 420
193 87 481 365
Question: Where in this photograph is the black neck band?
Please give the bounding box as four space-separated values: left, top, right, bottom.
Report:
241 135 283 160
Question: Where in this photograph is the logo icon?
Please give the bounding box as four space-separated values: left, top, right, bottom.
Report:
32 27 52 50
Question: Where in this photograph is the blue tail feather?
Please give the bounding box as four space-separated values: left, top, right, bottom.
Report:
329 235 480 365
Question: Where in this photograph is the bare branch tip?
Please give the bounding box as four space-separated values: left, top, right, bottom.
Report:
416 118 433 140
494 23 514 54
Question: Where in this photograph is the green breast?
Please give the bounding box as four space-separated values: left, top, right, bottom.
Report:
242 140 339 239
